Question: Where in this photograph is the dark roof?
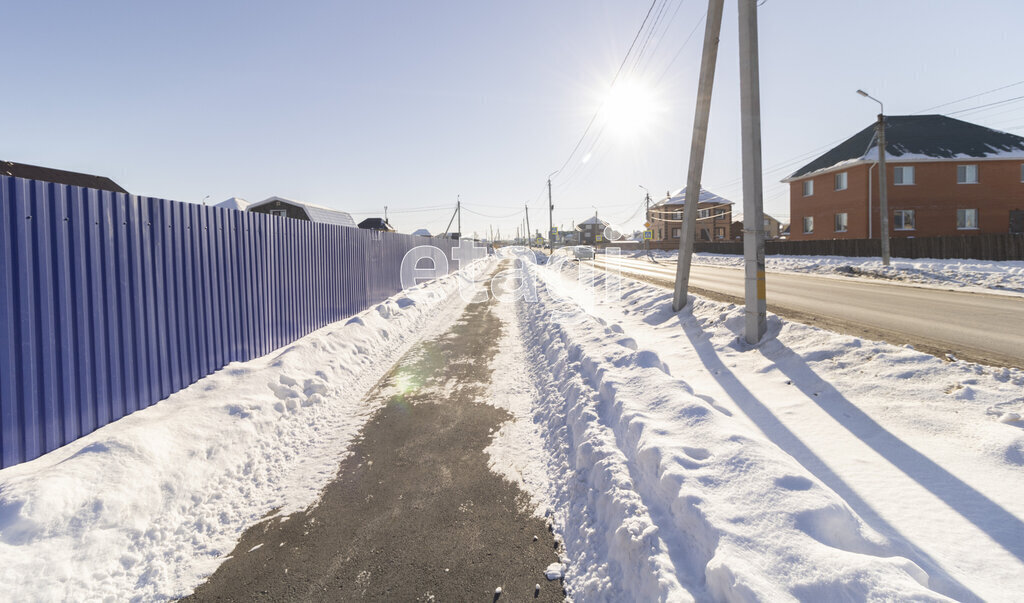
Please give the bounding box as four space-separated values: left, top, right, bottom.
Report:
357 217 393 230
785 115 1024 180
0 160 128 193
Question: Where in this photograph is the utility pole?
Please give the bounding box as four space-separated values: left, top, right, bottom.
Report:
384 205 388 222
525 203 532 250
640 186 652 255
456 195 461 239
548 176 555 252
857 90 889 265
673 0 725 312
738 0 767 344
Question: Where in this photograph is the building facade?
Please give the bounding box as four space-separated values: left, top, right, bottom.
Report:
784 115 1024 240
648 187 733 242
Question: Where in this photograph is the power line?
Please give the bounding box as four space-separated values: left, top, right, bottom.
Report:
947 93 1024 117
550 0 660 179
912 79 1024 115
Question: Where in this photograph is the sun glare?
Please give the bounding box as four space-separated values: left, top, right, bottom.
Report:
602 80 664 140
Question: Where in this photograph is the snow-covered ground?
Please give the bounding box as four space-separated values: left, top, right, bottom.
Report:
0 265 487 601
636 250 1024 295
3 247 1023 601
488 250 1024 601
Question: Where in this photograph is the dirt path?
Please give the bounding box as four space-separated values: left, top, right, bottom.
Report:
184 263 563 602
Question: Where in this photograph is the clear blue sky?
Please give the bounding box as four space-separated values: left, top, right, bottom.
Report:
4 0 1024 238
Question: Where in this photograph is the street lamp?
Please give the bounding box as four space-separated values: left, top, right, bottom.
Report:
857 89 891 266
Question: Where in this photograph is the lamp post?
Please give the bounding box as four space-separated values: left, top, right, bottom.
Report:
857 89 890 266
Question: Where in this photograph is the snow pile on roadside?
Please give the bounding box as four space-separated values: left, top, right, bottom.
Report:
637 250 1024 294
0 263 488 602
488 255 1024 601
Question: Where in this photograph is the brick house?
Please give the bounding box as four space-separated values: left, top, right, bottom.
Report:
648 187 733 242
576 215 608 245
783 115 1024 240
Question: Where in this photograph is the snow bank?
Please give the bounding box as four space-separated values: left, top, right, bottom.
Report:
488 254 1024 601
0 262 489 601
635 250 1024 295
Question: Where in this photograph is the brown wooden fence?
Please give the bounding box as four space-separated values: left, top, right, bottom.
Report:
645 234 1024 261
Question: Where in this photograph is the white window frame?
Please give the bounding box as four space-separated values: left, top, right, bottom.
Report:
671 227 681 239
957 208 979 230
957 164 978 184
834 212 848 233
834 172 848 191
270 209 287 218
802 216 814 234
893 165 915 185
672 211 682 220
713 207 726 217
893 209 916 231
802 180 814 196
698 209 710 219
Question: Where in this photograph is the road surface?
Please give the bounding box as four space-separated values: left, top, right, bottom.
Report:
594 254 1024 369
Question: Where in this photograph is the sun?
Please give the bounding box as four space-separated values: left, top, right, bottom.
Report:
602 79 665 140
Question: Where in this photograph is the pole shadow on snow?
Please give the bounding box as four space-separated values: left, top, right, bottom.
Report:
761 339 1024 565
673 309 979 602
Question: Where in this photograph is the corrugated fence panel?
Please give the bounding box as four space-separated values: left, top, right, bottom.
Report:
0 175 463 467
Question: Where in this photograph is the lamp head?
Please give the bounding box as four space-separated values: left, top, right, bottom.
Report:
856 89 869 97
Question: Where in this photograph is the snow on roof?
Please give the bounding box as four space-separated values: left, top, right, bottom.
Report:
783 114 1024 181
578 215 609 226
412 228 432 237
652 186 735 208
215 197 249 211
248 196 357 228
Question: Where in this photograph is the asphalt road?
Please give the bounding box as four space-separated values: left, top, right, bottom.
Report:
184 263 564 602
594 255 1024 369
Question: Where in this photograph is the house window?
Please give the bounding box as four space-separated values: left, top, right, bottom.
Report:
957 164 978 184
671 228 681 239
658 229 662 239
894 166 915 185
715 227 726 239
834 213 848 233
834 172 848 191
270 209 287 218
803 216 814 234
893 209 915 230
802 180 814 196
673 211 682 220
1020 163 1024 182
713 208 726 217
698 209 710 219
957 208 979 230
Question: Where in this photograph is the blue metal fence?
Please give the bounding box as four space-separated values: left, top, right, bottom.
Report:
0 176 458 468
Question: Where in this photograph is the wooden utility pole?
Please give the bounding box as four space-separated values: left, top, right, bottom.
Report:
548 178 554 251
673 0 725 312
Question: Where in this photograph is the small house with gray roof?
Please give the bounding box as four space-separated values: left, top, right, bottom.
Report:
247 196 357 228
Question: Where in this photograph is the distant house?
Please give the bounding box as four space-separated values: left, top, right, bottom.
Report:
412 228 432 237
730 214 783 240
215 197 249 211
247 196 357 227
576 215 608 245
648 187 733 242
1 160 127 193
783 114 1024 240
358 217 395 232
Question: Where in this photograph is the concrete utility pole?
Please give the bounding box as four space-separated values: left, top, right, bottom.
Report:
639 185 652 255
738 0 767 344
857 89 890 266
525 203 532 250
673 0 725 312
457 195 461 238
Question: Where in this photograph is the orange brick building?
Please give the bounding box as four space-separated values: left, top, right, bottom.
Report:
647 187 734 242
783 115 1024 240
